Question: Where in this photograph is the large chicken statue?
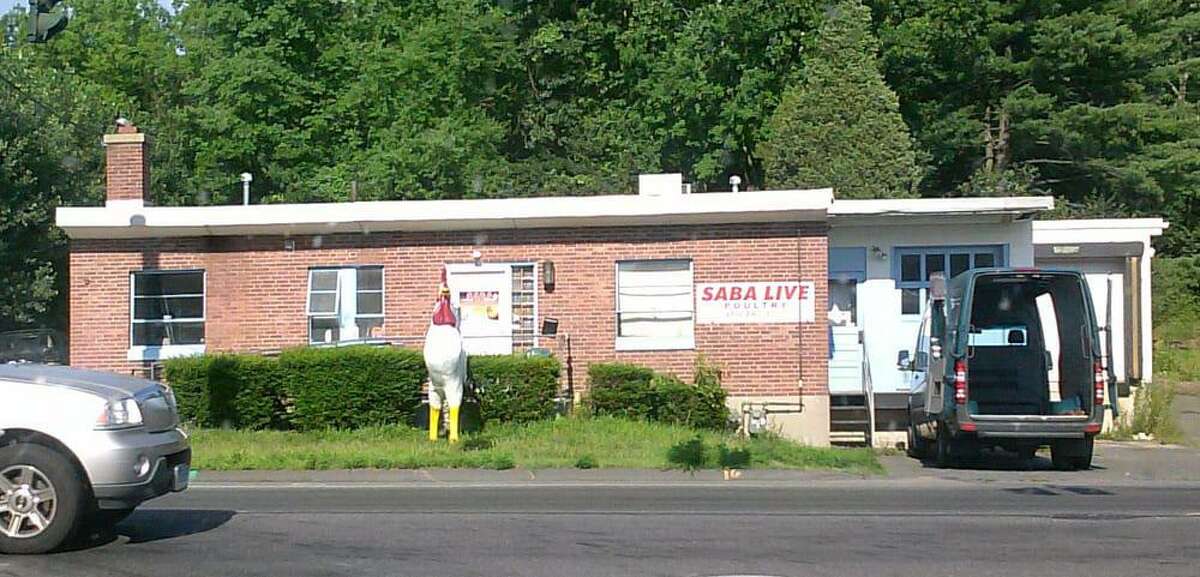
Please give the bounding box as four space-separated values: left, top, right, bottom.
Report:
423 267 467 443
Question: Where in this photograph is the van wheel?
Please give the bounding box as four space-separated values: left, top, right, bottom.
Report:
934 424 953 468
906 422 928 459
1051 438 1094 471
1071 437 1094 470
0 443 87 554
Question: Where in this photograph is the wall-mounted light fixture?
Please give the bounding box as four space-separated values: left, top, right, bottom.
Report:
472 250 482 266
871 245 888 261
542 260 556 291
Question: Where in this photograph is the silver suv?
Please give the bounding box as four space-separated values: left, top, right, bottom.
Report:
0 364 190 554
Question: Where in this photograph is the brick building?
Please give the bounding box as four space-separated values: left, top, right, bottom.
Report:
56 125 1164 445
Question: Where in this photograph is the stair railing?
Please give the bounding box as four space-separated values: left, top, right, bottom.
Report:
860 329 875 447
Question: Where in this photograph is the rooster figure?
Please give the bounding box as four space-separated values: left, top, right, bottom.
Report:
423 267 467 443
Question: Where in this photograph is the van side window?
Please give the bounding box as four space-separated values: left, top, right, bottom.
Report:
915 314 931 370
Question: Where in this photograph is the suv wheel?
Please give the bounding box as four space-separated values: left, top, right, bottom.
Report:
0 443 87 554
934 423 954 468
906 421 928 459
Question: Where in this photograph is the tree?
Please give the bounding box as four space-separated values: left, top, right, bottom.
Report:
872 0 1200 254
0 44 110 331
758 0 919 198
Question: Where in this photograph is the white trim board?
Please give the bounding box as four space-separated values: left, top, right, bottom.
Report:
57 189 833 239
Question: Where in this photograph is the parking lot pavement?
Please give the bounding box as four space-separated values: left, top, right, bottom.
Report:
882 440 1200 483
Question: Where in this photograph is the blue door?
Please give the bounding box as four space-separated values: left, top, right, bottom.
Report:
889 246 1006 393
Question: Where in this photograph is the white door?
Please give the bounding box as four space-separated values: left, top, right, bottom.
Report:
1084 270 1126 383
1042 258 1127 382
446 264 513 355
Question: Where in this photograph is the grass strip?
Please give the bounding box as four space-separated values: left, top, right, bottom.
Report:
189 416 881 474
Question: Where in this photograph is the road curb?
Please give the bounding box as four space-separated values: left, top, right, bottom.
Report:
191 467 874 485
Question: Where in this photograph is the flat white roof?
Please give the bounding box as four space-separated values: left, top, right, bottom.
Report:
55 190 1070 240
56 189 833 239
1033 218 1168 246
830 196 1055 217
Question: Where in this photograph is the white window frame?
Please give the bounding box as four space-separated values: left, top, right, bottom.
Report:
306 266 386 345
127 269 207 361
614 258 695 352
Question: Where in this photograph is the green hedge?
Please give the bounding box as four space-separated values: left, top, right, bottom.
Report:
469 355 561 424
280 346 426 431
162 354 287 430
586 359 729 430
164 347 564 431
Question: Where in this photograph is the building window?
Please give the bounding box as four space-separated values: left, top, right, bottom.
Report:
511 264 537 352
130 270 205 351
307 266 384 344
615 259 694 351
896 246 1005 315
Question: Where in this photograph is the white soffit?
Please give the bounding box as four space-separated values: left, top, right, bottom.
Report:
56 189 833 239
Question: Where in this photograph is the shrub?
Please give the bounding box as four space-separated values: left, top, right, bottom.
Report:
718 444 752 470
586 358 729 430
280 346 426 431
162 355 211 426
469 355 561 424
162 354 287 430
587 363 659 421
574 455 598 469
667 436 709 473
588 362 656 389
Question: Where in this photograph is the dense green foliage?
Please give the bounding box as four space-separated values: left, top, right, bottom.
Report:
162 354 288 430
278 346 427 430
163 347 564 430
759 0 919 197
164 346 425 430
1151 257 1200 384
2 0 1198 332
1152 257 1200 344
468 354 562 424
587 359 730 430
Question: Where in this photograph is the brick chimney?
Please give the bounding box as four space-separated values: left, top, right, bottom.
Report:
103 121 150 207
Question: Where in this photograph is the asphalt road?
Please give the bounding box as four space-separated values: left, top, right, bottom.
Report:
4 477 1200 577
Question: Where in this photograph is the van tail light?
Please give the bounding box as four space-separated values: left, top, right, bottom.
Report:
1094 361 1106 408
954 359 968 405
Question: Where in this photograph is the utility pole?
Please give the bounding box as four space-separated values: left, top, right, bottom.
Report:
26 0 68 44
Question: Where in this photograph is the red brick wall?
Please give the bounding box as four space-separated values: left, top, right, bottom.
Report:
69 223 829 396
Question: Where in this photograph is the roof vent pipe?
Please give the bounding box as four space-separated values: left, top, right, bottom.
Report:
240 172 253 205
729 174 742 193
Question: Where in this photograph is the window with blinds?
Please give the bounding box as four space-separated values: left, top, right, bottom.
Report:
615 259 694 351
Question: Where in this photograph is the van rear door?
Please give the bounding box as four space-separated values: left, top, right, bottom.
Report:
962 271 1102 419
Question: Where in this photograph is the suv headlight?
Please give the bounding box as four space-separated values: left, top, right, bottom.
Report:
96 398 144 430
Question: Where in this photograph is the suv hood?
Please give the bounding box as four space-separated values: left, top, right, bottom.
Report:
0 363 158 400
